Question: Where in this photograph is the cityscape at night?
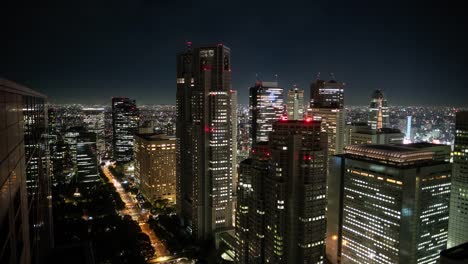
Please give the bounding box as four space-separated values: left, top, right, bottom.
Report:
2 1 468 264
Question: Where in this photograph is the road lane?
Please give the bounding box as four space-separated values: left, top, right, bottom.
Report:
102 165 170 260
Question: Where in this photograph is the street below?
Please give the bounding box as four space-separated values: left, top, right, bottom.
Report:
102 164 171 262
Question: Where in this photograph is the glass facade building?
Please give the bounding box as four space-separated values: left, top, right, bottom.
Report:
112 97 139 162
309 78 345 156
236 120 328 263
249 81 284 145
286 87 304 120
327 144 452 264
448 111 468 248
0 79 52 264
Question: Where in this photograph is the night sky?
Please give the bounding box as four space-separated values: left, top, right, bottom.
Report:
2 0 467 106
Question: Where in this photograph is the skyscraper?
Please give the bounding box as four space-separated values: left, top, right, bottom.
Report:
236 119 328 263
176 43 235 240
326 144 452 264
82 107 105 159
368 89 390 130
111 97 139 162
235 142 270 263
448 111 468 248
249 81 284 145
286 87 304 120
134 133 176 204
1 79 52 264
309 77 345 156
310 77 344 109
76 131 99 187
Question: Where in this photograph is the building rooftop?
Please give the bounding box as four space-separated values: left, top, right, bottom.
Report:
345 144 435 165
0 78 47 98
135 133 175 142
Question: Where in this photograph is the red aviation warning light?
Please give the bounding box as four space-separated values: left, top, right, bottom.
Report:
280 114 288 121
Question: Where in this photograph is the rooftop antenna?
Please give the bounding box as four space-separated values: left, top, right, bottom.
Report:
274 73 278 84
316 72 321 80
330 72 335 81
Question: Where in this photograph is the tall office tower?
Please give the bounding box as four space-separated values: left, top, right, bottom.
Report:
111 97 139 162
309 77 345 156
448 111 468 247
249 81 284 145
368 89 390 130
76 132 99 187
310 77 344 109
1 79 52 264
176 43 235 240
134 133 176 204
82 107 105 159
287 87 304 120
235 143 270 264
236 119 328 263
326 144 452 264
346 124 404 146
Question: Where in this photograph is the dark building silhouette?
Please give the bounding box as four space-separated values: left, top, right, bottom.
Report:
448 111 468 247
236 119 328 263
1 78 52 264
111 97 139 162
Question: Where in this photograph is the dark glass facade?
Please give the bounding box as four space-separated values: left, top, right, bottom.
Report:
111 97 139 162
0 79 52 264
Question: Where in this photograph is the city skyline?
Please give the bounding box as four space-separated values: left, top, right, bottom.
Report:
2 0 468 106
2 1 468 263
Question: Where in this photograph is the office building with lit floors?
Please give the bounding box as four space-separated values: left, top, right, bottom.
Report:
448 111 468 248
235 143 270 264
249 81 284 145
134 133 176 204
1 79 52 264
111 97 139 162
309 77 345 156
176 43 235 240
236 119 328 263
287 87 304 120
368 89 390 130
326 144 452 264
76 132 99 187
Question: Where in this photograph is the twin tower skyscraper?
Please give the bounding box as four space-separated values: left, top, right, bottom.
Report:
176 43 236 240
